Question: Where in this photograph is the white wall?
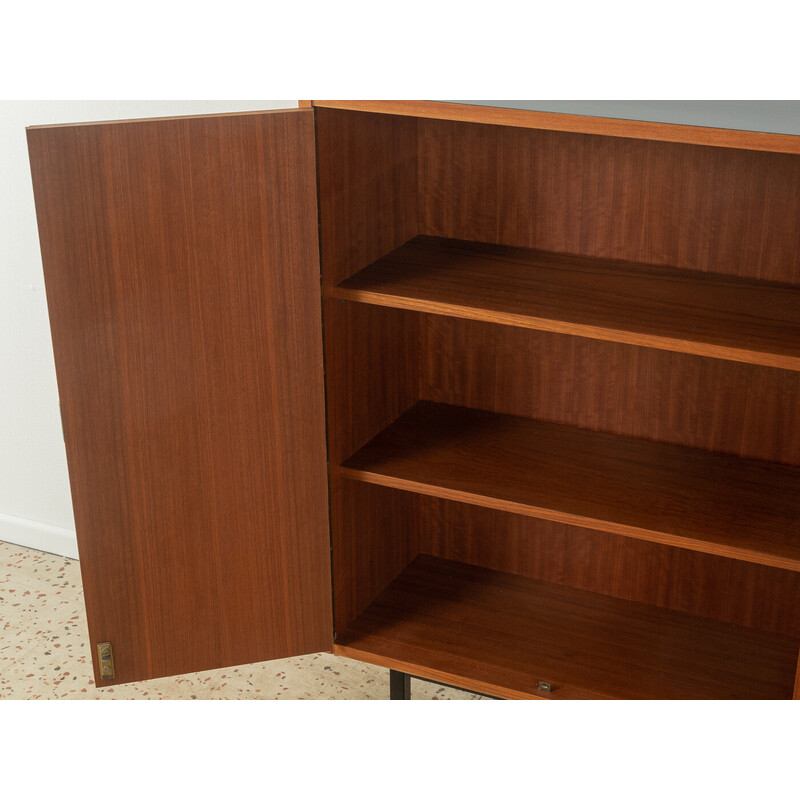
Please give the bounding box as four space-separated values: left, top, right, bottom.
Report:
0 100 296 558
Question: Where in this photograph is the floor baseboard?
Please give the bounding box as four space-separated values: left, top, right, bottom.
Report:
0 512 78 559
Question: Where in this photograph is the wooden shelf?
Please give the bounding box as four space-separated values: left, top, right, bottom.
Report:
333 236 800 371
334 555 800 699
340 402 800 571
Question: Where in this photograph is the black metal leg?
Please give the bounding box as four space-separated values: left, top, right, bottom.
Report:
389 669 411 700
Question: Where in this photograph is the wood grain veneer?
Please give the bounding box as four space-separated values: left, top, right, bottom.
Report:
330 480 420 632
315 107 419 288
334 555 799 699
314 108 422 632
418 119 800 284
31 101 800 698
311 100 800 155
335 236 800 371
28 109 333 685
421 315 800 466
321 306 420 631
341 402 800 571
419 495 800 638
322 299 420 466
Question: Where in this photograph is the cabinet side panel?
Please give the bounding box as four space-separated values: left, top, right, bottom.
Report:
316 107 421 462
323 303 421 631
419 118 800 284
28 110 333 684
331 480 420 632
316 108 419 286
313 109 421 632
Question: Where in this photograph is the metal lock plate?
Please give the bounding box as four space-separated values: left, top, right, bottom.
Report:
97 641 115 680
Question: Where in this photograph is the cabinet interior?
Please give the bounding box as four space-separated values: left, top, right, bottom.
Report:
317 107 800 699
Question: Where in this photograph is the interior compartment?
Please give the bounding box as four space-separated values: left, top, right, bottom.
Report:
335 553 799 700
317 107 800 699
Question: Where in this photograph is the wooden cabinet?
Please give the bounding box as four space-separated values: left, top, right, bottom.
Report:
27 101 800 699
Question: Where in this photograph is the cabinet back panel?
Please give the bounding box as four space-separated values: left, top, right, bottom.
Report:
419 118 800 284
421 315 800 466
419 495 800 638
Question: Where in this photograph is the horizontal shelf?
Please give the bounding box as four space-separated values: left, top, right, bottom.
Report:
334 555 799 699
333 236 800 371
340 402 800 571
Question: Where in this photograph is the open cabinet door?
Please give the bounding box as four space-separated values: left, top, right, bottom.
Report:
27 109 333 685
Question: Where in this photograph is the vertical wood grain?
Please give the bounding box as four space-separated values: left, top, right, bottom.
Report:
420 315 800 466
419 118 800 284
322 303 420 631
314 108 422 633
28 109 333 685
419 495 800 638
330 480 420 631
410 112 800 654
316 107 419 287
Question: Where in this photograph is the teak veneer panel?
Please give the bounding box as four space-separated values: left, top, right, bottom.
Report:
334 556 799 699
335 236 800 371
28 101 800 698
421 316 800 466
418 120 800 284
314 107 423 633
330 480 420 632
27 110 333 684
420 496 800 638
311 101 800 154
341 402 800 572
315 107 418 287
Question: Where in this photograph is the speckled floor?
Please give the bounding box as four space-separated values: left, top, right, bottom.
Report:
0 541 484 700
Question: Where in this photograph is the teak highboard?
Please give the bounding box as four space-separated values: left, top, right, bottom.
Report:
27 101 800 699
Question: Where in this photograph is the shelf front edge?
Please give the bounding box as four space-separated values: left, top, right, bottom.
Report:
332 643 543 700
330 286 800 373
338 466 800 573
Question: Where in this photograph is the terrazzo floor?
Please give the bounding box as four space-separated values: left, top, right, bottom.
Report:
0 541 484 700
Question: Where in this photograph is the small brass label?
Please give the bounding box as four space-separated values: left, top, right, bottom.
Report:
97 641 115 680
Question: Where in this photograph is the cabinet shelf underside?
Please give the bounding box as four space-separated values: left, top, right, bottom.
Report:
334 555 799 700
333 236 800 371
340 402 800 572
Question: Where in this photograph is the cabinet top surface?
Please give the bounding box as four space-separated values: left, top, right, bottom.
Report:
26 101 800 155
440 101 800 136
310 100 800 154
